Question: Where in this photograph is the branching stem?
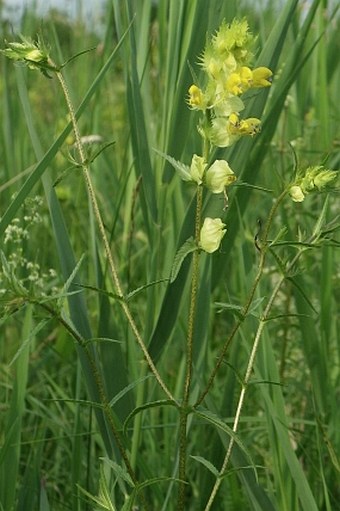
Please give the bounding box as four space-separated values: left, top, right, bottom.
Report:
203 190 309 511
196 189 288 406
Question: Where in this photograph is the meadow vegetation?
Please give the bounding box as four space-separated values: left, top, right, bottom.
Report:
0 1 339 510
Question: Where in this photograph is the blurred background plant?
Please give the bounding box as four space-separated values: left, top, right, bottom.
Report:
0 1 339 510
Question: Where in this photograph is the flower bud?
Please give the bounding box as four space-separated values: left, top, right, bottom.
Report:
190 155 206 184
205 160 236 193
188 85 205 110
313 169 337 189
25 48 45 63
289 185 305 202
291 166 338 202
304 166 338 191
199 217 226 253
1 36 56 77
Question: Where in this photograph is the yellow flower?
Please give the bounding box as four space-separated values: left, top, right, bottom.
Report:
186 19 273 150
225 72 244 95
205 160 236 193
188 85 205 110
228 113 261 136
228 112 240 128
227 66 253 95
252 67 273 87
207 112 261 147
239 66 253 89
199 217 227 253
226 66 272 95
238 117 261 136
209 117 240 147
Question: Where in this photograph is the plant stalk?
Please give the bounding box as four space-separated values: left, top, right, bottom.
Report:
177 177 204 508
55 69 174 403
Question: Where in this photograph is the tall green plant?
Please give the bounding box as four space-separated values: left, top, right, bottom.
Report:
1 1 339 510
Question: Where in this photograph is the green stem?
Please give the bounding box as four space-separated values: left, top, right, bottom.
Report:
204 236 310 510
184 186 203 404
130 360 148 470
177 132 211 508
54 70 174 403
177 183 204 509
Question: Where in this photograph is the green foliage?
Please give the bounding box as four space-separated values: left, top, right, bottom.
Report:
0 1 339 510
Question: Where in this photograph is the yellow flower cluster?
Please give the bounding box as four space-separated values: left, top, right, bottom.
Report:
187 19 272 148
168 19 274 254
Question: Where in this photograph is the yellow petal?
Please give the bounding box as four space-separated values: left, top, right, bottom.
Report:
252 67 273 87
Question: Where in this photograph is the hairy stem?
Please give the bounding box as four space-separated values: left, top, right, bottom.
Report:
177 185 203 509
55 69 174 403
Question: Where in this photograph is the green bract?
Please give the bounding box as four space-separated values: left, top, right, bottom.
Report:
1 36 58 77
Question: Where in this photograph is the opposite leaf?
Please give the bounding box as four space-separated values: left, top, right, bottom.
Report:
170 237 198 282
154 149 192 181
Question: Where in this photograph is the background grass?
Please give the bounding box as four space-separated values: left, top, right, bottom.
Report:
0 0 339 510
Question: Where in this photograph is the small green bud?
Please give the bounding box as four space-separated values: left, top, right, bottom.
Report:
289 165 337 202
25 48 45 63
305 166 337 190
1 36 57 77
